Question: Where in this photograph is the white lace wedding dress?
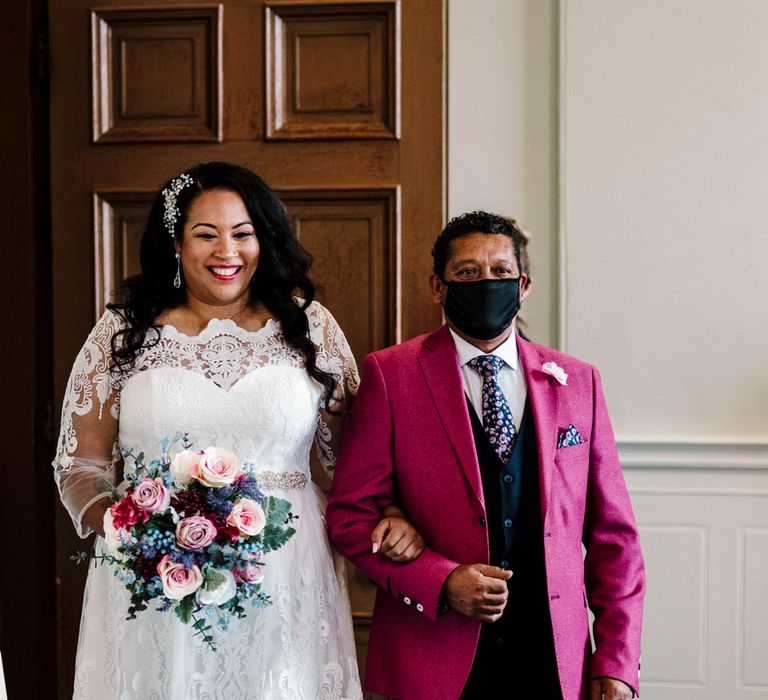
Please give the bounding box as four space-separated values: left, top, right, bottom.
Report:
53 302 363 700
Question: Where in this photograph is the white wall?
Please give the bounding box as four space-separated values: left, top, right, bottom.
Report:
450 1 768 698
448 0 559 346
561 0 768 442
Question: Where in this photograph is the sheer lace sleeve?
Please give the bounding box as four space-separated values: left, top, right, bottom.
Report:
306 302 360 477
53 310 126 538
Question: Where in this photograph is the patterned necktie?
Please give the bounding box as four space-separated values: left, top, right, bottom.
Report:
468 354 516 463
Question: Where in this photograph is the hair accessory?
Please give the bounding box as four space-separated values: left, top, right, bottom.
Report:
173 252 182 289
161 173 194 238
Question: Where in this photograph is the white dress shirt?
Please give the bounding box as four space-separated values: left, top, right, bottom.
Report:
449 328 528 429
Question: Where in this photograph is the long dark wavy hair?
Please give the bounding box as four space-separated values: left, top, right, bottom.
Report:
108 161 339 409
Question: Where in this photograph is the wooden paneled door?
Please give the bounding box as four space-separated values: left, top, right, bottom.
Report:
48 0 445 697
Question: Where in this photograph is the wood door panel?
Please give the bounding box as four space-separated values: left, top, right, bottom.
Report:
279 187 398 361
93 191 153 316
91 6 223 143
265 1 399 140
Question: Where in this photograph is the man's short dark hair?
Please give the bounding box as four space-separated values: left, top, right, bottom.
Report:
431 210 524 278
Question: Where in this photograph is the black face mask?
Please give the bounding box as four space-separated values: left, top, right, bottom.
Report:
442 278 521 341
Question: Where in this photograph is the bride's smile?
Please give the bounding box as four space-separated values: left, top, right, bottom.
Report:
208 264 242 280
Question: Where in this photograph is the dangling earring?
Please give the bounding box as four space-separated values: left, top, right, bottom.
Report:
173 252 182 289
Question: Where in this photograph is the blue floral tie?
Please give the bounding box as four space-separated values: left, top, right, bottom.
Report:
468 355 516 463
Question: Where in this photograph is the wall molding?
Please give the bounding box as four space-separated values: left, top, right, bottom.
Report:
618 440 768 471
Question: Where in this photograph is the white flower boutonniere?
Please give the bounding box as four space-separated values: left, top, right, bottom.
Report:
541 361 568 386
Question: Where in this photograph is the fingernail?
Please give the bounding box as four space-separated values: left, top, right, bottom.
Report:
372 542 379 553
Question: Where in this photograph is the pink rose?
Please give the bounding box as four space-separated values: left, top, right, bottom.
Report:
132 477 170 513
176 516 217 551
234 561 265 585
226 498 266 537
194 447 239 488
157 555 203 600
170 450 199 486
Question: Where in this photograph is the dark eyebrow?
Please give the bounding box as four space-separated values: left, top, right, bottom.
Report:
450 257 515 268
191 221 253 230
451 258 480 267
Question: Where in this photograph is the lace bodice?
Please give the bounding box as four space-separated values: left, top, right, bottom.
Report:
53 302 358 537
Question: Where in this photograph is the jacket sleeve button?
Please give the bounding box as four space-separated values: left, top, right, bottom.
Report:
479 516 486 527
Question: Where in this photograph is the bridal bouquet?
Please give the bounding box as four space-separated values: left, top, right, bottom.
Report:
79 434 296 650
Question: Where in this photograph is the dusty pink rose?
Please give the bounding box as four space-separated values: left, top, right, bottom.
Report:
176 516 217 551
157 555 203 600
132 477 170 513
234 561 265 585
226 498 266 537
170 450 200 485
194 447 239 488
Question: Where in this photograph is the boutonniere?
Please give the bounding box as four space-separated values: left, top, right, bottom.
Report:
541 361 568 386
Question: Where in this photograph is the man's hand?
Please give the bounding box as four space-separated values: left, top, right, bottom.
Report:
371 516 426 562
590 677 633 699
443 564 512 622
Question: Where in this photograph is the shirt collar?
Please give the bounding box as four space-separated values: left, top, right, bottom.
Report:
448 327 520 372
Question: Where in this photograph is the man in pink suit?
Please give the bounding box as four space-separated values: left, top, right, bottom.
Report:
326 212 645 700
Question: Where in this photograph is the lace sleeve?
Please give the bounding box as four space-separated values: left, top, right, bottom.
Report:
53 310 126 538
306 302 360 477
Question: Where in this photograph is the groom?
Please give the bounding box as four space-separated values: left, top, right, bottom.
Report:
326 212 645 700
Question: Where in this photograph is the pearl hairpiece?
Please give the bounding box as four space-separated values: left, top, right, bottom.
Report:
161 173 194 237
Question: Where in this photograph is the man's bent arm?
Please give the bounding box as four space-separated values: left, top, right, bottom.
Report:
327 353 461 620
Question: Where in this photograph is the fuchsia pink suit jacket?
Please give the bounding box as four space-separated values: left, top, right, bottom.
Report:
326 326 645 700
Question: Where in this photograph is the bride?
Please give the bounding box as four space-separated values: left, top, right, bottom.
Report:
53 162 422 699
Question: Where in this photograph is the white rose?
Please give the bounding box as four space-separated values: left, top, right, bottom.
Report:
170 450 200 486
102 507 134 560
198 568 237 606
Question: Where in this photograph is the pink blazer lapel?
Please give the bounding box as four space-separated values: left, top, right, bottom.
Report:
518 335 560 519
419 326 484 508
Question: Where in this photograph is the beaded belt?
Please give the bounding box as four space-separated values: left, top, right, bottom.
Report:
255 471 307 490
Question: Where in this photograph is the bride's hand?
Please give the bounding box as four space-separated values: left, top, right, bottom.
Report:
82 499 109 538
371 505 425 562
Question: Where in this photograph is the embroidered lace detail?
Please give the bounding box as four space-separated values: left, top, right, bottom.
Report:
138 318 297 391
256 471 308 491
